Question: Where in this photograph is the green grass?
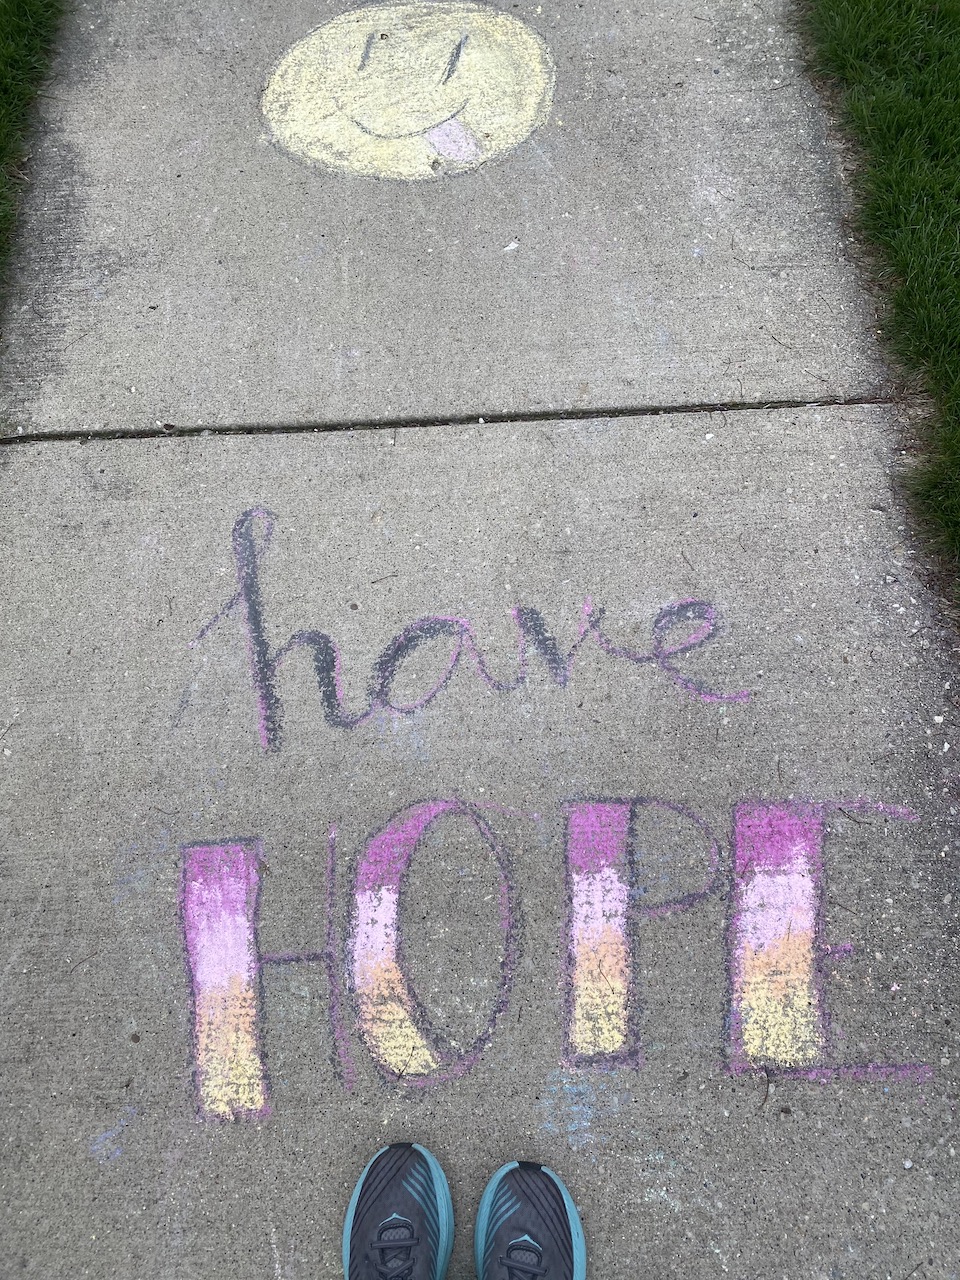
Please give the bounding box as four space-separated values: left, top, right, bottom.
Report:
0 0 64 264
805 0 960 561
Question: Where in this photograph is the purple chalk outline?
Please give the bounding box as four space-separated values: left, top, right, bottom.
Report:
725 798 931 1085
350 797 518 1086
190 509 752 753
325 826 358 1092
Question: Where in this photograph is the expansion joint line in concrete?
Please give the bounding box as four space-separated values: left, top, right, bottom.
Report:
0 393 902 447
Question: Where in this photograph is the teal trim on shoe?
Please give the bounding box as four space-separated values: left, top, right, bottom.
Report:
474 1161 519 1277
342 1142 454 1280
539 1163 586 1280
474 1160 586 1280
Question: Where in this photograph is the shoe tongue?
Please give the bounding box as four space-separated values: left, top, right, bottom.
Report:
380 1224 412 1244
377 1219 414 1274
508 1243 541 1266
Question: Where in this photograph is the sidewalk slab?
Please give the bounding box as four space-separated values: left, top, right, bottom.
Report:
1 408 955 1277
0 0 887 434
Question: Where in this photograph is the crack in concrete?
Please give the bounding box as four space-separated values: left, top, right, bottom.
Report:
0 393 903 448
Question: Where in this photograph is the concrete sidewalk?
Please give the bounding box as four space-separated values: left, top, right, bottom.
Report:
1 0 888 432
0 2 957 1279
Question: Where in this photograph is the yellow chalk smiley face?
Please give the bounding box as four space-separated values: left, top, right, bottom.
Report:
261 2 555 180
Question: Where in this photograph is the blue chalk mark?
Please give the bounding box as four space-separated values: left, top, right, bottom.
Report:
90 1106 137 1165
538 1070 630 1158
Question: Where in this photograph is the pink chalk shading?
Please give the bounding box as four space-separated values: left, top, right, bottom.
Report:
733 803 823 878
727 799 931 1084
738 870 817 951
425 117 482 163
572 867 631 942
567 802 631 875
182 842 268 1119
356 799 455 894
353 888 400 977
563 798 723 1066
351 875 437 1077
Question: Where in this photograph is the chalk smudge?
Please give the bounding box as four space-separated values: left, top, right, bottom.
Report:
90 1106 137 1164
538 1070 632 1158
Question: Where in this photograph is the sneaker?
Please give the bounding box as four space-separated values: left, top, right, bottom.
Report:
474 1161 586 1280
343 1142 454 1280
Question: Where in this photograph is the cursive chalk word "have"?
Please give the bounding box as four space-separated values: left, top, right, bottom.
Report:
191 508 751 752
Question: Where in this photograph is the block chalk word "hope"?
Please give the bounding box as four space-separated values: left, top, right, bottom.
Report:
180 796 930 1121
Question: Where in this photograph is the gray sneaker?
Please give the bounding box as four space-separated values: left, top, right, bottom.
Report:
474 1161 586 1280
343 1143 454 1280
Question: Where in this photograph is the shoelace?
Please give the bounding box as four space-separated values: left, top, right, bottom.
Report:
499 1254 548 1279
370 1230 420 1280
375 1263 414 1280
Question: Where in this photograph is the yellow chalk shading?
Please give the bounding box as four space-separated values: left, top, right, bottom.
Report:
261 2 555 180
195 977 267 1118
569 929 630 1056
356 959 439 1076
739 933 822 1067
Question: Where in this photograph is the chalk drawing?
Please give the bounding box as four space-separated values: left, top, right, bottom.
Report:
565 803 633 1062
726 800 933 1083
563 798 721 1067
261 2 555 179
191 508 750 753
178 797 932 1117
350 798 515 1081
181 842 269 1119
728 803 825 1069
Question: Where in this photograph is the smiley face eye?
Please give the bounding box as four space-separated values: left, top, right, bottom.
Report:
441 33 468 84
359 31 378 70
358 28 462 79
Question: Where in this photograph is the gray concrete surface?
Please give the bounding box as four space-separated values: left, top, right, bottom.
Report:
1 0 958 1276
1 413 957 1277
0 0 889 433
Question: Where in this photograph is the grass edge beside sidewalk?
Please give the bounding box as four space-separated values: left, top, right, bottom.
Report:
804 0 960 568
0 0 64 274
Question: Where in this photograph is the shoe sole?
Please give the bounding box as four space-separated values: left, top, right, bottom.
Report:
342 1141 455 1280
474 1160 587 1280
